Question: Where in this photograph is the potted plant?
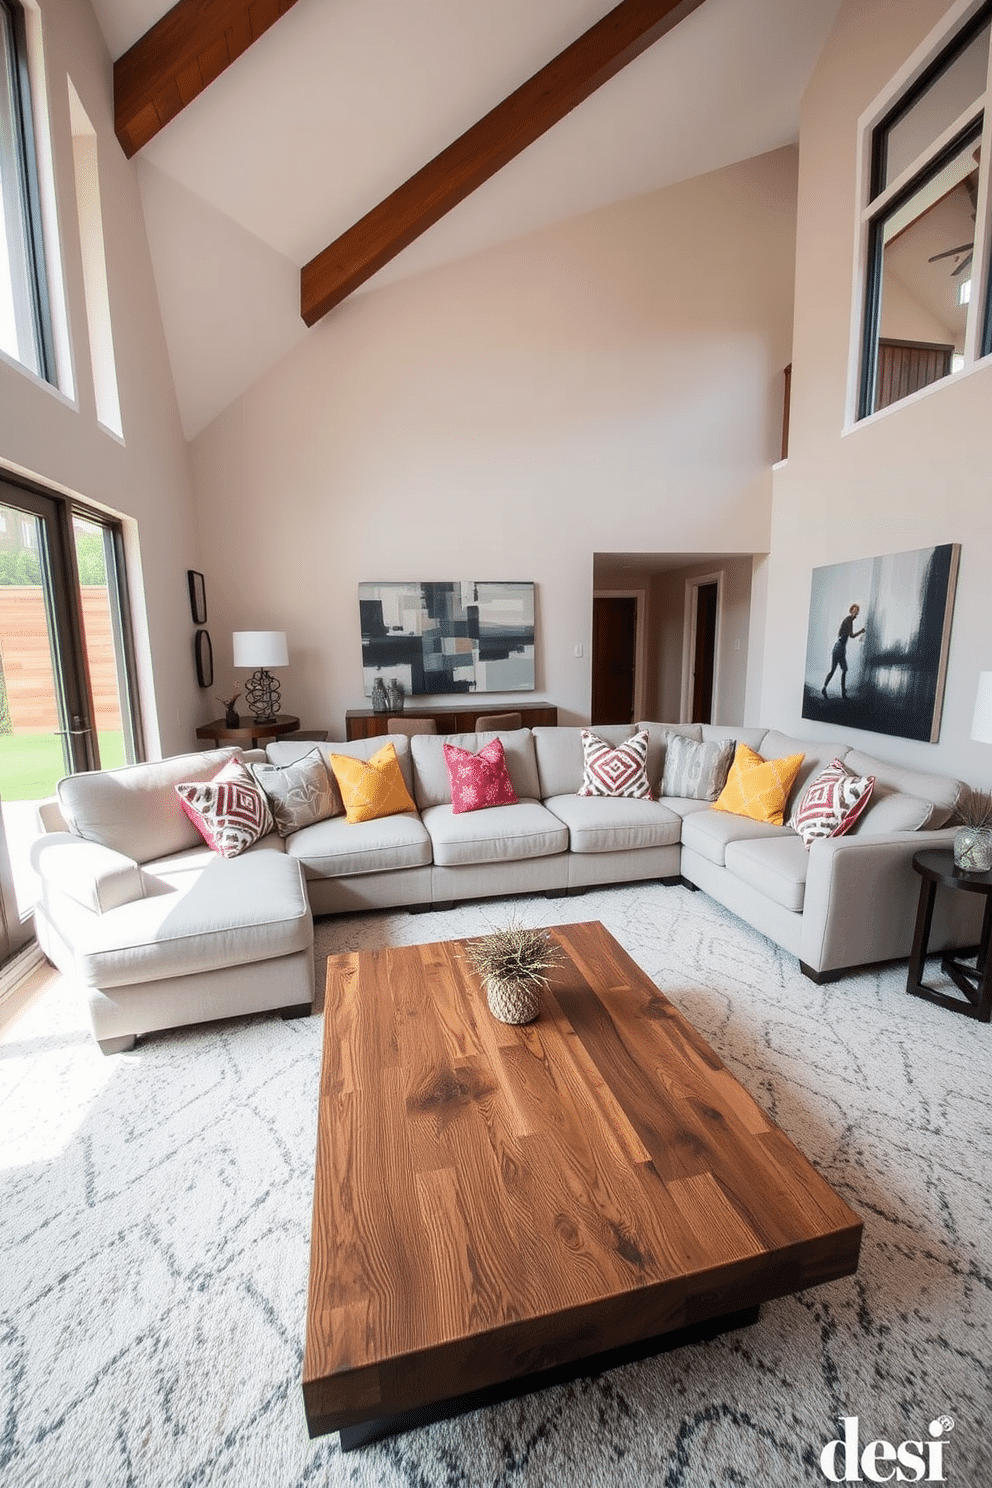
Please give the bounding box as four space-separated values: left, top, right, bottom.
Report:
952 787 992 872
464 921 564 1024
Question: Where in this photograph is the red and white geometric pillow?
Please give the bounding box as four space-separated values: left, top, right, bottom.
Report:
578 729 652 799
176 757 275 858
789 757 875 848
443 737 519 814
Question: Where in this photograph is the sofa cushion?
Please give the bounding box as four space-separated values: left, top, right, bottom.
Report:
176 757 275 857
701 724 766 750
578 729 652 799
532 725 632 799
543 794 682 854
57 748 244 862
412 730 541 808
443 738 518 813
250 749 337 835
328 742 418 823
789 758 875 847
421 800 568 868
849 793 937 835
660 735 735 801
286 811 431 879
724 835 810 913
681 808 793 867
635 722 702 795
714 744 804 826
73 850 311 989
842 749 965 829
266 733 417 811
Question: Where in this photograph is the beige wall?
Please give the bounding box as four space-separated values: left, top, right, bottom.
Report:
764 0 992 782
192 148 798 735
0 0 201 757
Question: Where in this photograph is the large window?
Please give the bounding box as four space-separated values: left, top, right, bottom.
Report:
0 0 53 381
858 1 992 418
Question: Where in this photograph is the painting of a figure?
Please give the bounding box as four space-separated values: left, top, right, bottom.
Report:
801 544 959 742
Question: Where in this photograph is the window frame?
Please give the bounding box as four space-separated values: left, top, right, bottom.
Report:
854 0 992 422
0 0 55 383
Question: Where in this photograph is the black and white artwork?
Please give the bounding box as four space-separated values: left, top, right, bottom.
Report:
801 543 959 742
359 581 535 696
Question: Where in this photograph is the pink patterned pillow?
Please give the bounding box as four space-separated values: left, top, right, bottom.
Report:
443 738 519 814
578 729 652 799
176 757 274 858
790 758 875 848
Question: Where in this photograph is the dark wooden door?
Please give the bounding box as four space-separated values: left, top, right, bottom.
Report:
690 582 717 724
591 596 636 724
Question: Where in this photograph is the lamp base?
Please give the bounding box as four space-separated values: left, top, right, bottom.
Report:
244 668 281 723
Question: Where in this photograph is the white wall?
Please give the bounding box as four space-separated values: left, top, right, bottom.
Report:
763 0 992 783
192 148 798 736
0 0 202 757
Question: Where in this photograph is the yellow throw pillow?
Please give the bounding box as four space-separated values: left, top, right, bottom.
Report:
328 742 417 824
713 744 804 826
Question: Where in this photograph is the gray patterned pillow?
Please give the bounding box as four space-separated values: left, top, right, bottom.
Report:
660 735 736 801
249 750 339 836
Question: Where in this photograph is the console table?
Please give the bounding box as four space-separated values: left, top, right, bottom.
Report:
345 702 557 741
196 715 300 749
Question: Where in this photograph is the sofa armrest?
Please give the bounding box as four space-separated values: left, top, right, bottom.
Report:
31 833 144 914
799 827 981 975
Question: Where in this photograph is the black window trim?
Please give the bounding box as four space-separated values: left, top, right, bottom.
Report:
1 0 55 383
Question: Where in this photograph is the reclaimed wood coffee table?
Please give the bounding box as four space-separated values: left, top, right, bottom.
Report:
303 921 861 1449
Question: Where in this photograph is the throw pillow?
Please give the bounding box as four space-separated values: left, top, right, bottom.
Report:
328 741 418 824
713 744 805 826
176 757 274 858
249 749 338 837
790 758 876 848
660 735 736 801
443 738 519 814
578 730 652 799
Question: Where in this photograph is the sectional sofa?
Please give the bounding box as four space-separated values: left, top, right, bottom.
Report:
31 722 980 1052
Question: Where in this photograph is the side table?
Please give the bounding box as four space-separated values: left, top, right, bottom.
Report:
195 715 300 750
907 848 992 1021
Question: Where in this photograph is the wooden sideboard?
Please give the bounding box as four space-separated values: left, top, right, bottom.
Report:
345 702 558 741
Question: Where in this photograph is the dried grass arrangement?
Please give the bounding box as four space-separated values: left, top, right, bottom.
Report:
464 922 564 1024
956 787 992 829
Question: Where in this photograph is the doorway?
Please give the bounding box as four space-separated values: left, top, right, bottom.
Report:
0 472 141 960
681 574 721 725
591 592 644 724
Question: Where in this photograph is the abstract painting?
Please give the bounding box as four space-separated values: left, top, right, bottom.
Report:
359 581 535 696
801 543 959 742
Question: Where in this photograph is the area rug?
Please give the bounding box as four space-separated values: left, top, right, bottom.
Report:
2 883 989 1487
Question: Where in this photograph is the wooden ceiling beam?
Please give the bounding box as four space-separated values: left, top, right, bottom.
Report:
114 0 299 158
300 0 706 327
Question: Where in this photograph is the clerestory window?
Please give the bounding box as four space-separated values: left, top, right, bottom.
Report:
0 0 53 382
858 1 992 418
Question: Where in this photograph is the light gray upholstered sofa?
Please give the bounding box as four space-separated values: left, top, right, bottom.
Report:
32 723 979 1052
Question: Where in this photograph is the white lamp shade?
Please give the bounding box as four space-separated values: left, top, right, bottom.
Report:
233 630 288 669
972 671 992 743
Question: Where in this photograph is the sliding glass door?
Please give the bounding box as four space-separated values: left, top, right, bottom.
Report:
0 472 140 959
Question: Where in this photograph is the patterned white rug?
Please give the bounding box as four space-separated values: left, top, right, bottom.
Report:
2 883 989 1488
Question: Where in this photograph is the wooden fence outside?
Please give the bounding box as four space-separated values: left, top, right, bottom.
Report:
0 587 122 733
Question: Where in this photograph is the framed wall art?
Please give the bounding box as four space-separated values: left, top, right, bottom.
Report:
358 581 535 696
187 569 207 625
194 628 213 689
800 543 959 742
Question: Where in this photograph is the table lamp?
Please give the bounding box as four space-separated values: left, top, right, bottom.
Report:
971 672 992 744
233 630 288 722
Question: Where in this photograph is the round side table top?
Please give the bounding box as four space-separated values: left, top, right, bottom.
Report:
195 715 300 745
912 847 992 893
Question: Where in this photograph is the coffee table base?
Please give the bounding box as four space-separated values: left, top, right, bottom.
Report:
334 1305 761 1451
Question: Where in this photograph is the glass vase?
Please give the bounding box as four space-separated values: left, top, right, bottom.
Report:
953 825 992 873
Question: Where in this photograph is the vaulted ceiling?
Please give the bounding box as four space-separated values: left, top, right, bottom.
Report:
89 0 842 438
